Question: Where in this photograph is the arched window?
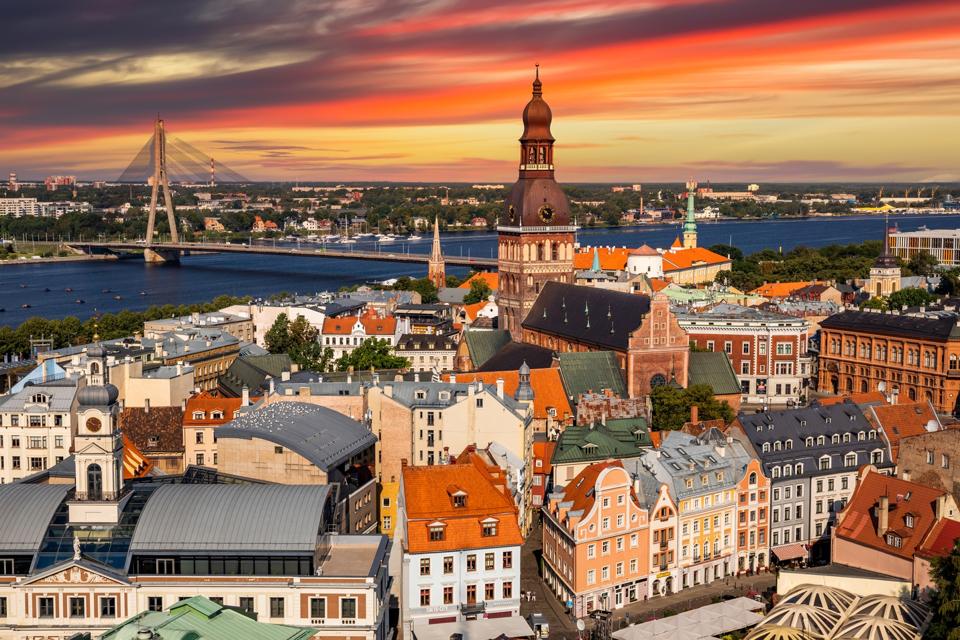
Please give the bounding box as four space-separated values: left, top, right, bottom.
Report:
774 441 782 452
650 374 667 388
805 437 814 447
860 379 868 393
909 388 917 401
748 472 757 485
843 433 851 443
772 466 781 479
785 439 793 450
762 443 770 453
87 464 103 501
817 435 825 446
783 465 792 477
90 361 100 374
795 463 803 475
832 434 840 444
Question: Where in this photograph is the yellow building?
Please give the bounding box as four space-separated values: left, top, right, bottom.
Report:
379 481 399 538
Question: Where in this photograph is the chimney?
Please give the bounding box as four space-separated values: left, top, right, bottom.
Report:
448 373 456 383
496 378 505 399
877 494 889 536
144 398 150 414
241 385 250 407
281 370 290 382
176 361 183 377
690 405 699 425
268 376 276 395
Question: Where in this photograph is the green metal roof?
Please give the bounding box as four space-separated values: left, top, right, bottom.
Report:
605 417 652 447
463 329 511 369
219 353 292 397
688 351 742 395
557 351 627 402
551 423 645 465
101 595 317 640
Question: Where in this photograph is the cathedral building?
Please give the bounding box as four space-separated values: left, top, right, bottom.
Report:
497 68 578 336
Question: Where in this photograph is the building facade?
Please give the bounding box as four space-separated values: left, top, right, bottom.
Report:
678 304 810 406
819 309 960 414
0 380 78 484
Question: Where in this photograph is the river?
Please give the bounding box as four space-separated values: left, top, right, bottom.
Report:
2 213 958 328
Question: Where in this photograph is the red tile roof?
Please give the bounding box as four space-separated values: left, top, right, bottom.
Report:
573 247 629 271
819 392 888 407
533 440 556 475
629 244 659 256
559 461 623 517
649 278 671 292
750 281 812 298
459 272 499 291
917 518 960 559
322 313 396 336
402 463 522 553
662 247 731 271
457 368 572 421
183 391 256 427
834 470 947 561
870 402 939 463
122 435 155 479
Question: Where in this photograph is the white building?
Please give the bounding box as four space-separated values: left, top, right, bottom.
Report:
398 462 522 632
0 380 79 483
626 245 664 278
0 197 41 217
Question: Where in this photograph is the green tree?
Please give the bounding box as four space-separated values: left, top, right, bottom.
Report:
650 383 734 431
708 244 743 261
336 338 409 372
265 313 334 371
905 251 939 277
463 278 493 304
887 287 937 310
860 297 887 311
926 541 960 640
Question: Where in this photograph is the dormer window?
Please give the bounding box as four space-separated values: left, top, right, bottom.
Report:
438 391 450 401
817 436 825 446
147 436 159 448
211 410 223 420
905 514 915 528
886 533 902 548
428 523 446 541
30 393 49 404
832 434 840 444
415 390 426 400
481 519 498 537
450 490 467 508
192 411 205 420
805 437 814 447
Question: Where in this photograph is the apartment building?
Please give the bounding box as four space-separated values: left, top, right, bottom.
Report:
398 463 522 632
541 462 654 616
0 380 78 483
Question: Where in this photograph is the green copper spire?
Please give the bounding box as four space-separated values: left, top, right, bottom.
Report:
592 247 601 271
682 180 698 248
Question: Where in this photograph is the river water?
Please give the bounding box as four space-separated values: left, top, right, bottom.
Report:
2 213 958 327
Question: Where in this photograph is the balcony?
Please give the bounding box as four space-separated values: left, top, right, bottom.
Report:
460 602 486 617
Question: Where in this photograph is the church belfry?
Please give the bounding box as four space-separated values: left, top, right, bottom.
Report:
427 215 445 289
68 379 125 526
497 67 576 337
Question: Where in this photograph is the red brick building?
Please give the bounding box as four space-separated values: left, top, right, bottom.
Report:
677 304 810 407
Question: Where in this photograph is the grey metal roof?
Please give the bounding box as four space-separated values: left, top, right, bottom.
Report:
214 401 377 471
0 381 79 412
0 484 70 551
381 380 526 413
641 430 750 500
129 484 331 553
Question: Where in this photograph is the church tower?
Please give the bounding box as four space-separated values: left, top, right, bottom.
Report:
68 379 125 526
498 67 576 337
868 217 901 298
682 180 698 249
427 215 445 289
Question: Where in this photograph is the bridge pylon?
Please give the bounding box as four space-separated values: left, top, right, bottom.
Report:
144 116 180 264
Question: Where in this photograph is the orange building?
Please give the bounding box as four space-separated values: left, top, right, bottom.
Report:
541 462 653 616
819 309 960 414
182 391 257 469
735 458 771 574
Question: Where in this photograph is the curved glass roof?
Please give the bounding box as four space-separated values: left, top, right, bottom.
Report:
779 585 857 614
760 604 841 637
744 625 817 640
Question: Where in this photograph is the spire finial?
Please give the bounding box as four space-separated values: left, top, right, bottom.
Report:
532 64 542 97
535 63 540 80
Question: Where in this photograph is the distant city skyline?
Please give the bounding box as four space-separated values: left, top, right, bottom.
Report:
1 0 958 182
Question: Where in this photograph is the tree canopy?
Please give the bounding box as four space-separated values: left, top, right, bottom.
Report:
463 278 493 304
335 338 410 372
925 541 960 640
264 313 334 371
650 384 735 431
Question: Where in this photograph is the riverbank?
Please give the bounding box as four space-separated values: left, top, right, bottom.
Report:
0 254 111 267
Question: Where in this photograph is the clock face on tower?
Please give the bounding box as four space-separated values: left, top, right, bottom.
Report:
86 417 102 433
538 204 554 223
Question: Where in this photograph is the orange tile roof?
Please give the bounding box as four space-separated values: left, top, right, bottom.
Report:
750 281 812 298
562 461 623 516
457 368 572 421
662 247 731 271
533 440 556 475
671 236 682 248
819 392 887 407
870 402 939 463
573 247 630 271
322 314 396 335
649 278 671 292
463 301 491 322
630 244 659 256
122 435 154 479
835 470 947 561
183 391 258 426
649 431 664 448
402 463 522 553
917 518 960 559
459 272 499 291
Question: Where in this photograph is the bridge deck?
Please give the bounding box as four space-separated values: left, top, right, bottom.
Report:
68 241 497 269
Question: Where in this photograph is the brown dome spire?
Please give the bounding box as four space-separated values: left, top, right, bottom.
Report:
521 64 554 142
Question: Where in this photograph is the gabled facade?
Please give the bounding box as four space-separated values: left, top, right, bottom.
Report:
541 462 652 617
398 463 522 629
321 311 399 360
0 380 78 484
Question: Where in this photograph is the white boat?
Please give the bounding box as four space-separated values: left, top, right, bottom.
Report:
379 235 395 243
341 238 357 244
407 234 422 241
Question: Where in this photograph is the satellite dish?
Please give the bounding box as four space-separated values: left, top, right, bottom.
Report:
577 620 586 632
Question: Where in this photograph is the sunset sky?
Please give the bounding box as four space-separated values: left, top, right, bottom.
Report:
2 0 959 183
